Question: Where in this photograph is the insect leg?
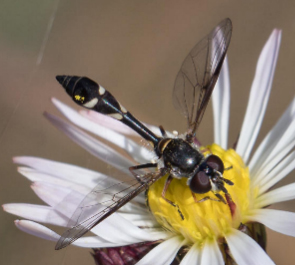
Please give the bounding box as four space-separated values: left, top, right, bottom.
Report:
215 170 234 186
191 192 226 204
159 125 167 137
225 193 236 217
214 193 227 204
161 175 184 220
224 165 233 171
129 163 158 184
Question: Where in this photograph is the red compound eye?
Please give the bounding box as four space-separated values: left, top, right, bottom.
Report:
189 171 211 194
206 155 224 173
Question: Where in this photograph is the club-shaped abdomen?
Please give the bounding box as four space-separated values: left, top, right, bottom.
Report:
56 75 160 148
56 76 125 116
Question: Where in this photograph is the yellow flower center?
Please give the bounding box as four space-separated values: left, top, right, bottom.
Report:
147 144 253 245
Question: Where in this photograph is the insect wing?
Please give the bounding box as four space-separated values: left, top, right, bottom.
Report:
173 18 232 137
55 171 165 250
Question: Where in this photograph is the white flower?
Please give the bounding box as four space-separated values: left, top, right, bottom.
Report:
3 28 295 265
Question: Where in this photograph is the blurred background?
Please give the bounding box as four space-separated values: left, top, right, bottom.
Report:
1 0 295 264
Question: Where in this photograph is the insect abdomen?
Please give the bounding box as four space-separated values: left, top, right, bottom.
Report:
56 76 161 148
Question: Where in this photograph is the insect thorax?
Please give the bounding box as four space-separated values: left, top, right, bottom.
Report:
160 138 204 179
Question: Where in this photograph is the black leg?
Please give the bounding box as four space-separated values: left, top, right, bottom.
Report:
224 165 233 171
214 193 227 204
129 163 158 183
159 125 167 137
161 175 184 220
192 192 226 204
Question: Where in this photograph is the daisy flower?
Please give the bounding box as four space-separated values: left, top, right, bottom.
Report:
3 27 295 265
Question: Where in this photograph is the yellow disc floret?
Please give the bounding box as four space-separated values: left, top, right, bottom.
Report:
147 144 253 245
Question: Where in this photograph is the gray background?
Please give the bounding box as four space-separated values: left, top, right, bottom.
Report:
1 0 295 264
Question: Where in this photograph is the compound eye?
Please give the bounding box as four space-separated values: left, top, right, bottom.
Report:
189 171 211 194
206 155 224 173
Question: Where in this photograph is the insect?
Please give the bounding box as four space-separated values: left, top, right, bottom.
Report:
55 18 233 250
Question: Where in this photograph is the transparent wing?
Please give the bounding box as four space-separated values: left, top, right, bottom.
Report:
55 170 167 250
173 18 232 137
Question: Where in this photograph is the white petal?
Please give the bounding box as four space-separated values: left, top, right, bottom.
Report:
80 109 173 138
255 183 295 208
14 157 145 206
212 56 230 149
14 220 124 248
79 109 138 136
44 112 133 174
249 96 295 178
225 228 275 265
119 213 159 227
200 239 224 265
31 182 75 208
15 220 60 241
3 203 68 226
137 236 184 265
255 151 295 195
32 181 166 243
247 209 295 237
118 202 149 214
236 29 281 163
71 237 128 248
179 243 200 265
91 214 168 244
53 98 153 163
17 167 92 195
14 156 111 188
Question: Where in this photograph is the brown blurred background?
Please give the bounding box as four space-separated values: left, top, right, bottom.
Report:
1 0 295 264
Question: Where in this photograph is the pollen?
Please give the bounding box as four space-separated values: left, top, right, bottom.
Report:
147 144 253 244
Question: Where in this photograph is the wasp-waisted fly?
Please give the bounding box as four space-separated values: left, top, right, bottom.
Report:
55 18 233 250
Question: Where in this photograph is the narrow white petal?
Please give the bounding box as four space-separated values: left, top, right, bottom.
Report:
79 109 138 135
3 203 68 226
44 112 133 174
17 167 93 195
14 156 112 189
253 147 295 189
15 220 60 241
119 202 149 214
13 157 146 205
248 209 295 237
236 29 281 163
4 202 160 239
31 182 75 208
80 109 174 138
18 166 68 184
31 181 165 243
14 157 146 206
137 236 184 265
212 56 230 149
249 96 295 178
72 237 129 248
179 243 200 265
200 239 224 265
53 98 153 163
255 183 295 208
91 214 168 244
255 151 295 195
119 213 159 227
225 228 275 265
14 220 124 248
